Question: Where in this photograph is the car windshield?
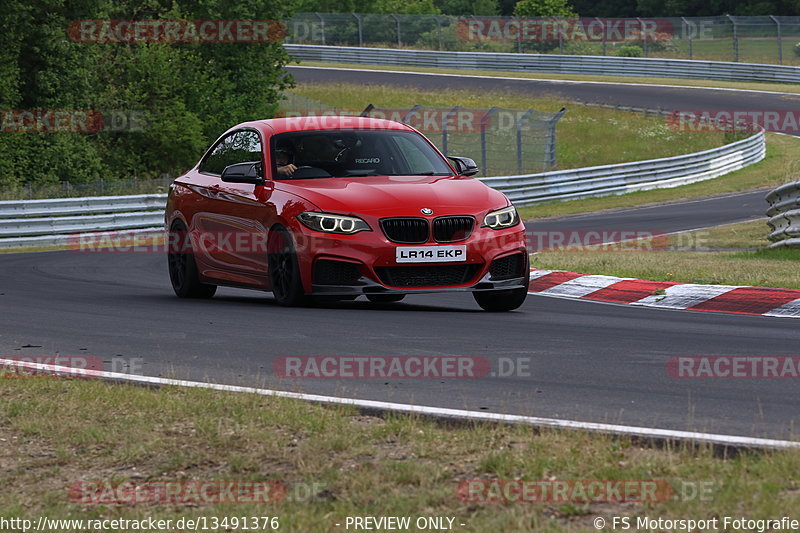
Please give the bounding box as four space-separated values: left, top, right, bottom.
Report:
271 129 454 179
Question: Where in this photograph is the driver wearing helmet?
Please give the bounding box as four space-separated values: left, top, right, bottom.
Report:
274 146 297 177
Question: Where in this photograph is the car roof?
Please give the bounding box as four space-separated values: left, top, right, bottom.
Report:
237 116 416 135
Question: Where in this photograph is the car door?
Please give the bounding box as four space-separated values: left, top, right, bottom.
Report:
192 128 274 286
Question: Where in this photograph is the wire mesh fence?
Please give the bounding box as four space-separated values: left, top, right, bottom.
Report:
0 177 173 201
286 14 800 66
278 95 567 175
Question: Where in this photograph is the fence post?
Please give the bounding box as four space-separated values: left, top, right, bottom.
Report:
442 106 461 156
595 18 606 55
553 16 563 53
545 107 567 168
637 17 648 57
401 105 423 123
390 14 401 46
770 15 782 65
726 14 738 62
434 15 443 50
353 13 363 46
314 13 326 45
516 109 534 174
681 17 692 59
479 107 499 175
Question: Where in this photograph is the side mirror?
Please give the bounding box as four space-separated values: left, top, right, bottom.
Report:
448 156 479 176
221 161 265 185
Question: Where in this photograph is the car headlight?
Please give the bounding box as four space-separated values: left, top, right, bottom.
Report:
297 212 371 234
482 206 519 229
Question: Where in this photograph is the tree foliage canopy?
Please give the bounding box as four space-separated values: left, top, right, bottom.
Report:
0 0 294 189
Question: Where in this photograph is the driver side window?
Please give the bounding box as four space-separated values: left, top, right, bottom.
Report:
200 130 262 175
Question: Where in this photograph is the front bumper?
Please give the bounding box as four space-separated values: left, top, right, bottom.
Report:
290 215 528 295
310 270 529 296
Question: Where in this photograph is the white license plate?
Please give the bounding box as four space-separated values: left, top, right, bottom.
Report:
396 245 467 263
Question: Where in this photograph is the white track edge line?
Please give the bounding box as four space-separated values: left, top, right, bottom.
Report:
2 358 797 450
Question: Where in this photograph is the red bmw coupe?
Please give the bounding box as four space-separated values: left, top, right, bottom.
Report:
165 116 529 311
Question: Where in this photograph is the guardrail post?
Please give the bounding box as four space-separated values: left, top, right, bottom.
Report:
314 13 326 45
353 13 363 46
770 15 782 65
479 107 499 175
726 14 738 62
516 109 534 173
681 17 693 59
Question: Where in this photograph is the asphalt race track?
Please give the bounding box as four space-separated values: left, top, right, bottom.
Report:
288 65 800 117
2 248 800 440
4 70 800 442
526 189 771 245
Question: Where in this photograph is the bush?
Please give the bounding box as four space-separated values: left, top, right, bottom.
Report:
794 42 800 57
615 45 643 57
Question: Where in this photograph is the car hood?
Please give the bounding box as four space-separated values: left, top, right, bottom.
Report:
275 175 509 216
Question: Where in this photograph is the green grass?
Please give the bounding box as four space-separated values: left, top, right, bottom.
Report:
288 83 727 175
295 60 800 94
519 132 800 220
532 219 800 289
0 178 172 201
542 38 800 66
2 377 800 532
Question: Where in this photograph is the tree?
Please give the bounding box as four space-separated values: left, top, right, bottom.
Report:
0 0 296 188
435 0 500 15
513 0 578 17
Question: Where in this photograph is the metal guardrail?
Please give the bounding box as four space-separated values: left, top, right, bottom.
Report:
0 132 765 248
480 131 765 206
766 182 800 248
285 44 800 84
0 194 166 249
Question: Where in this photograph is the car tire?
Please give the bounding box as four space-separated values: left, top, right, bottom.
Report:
268 226 308 307
167 220 217 299
366 294 405 303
